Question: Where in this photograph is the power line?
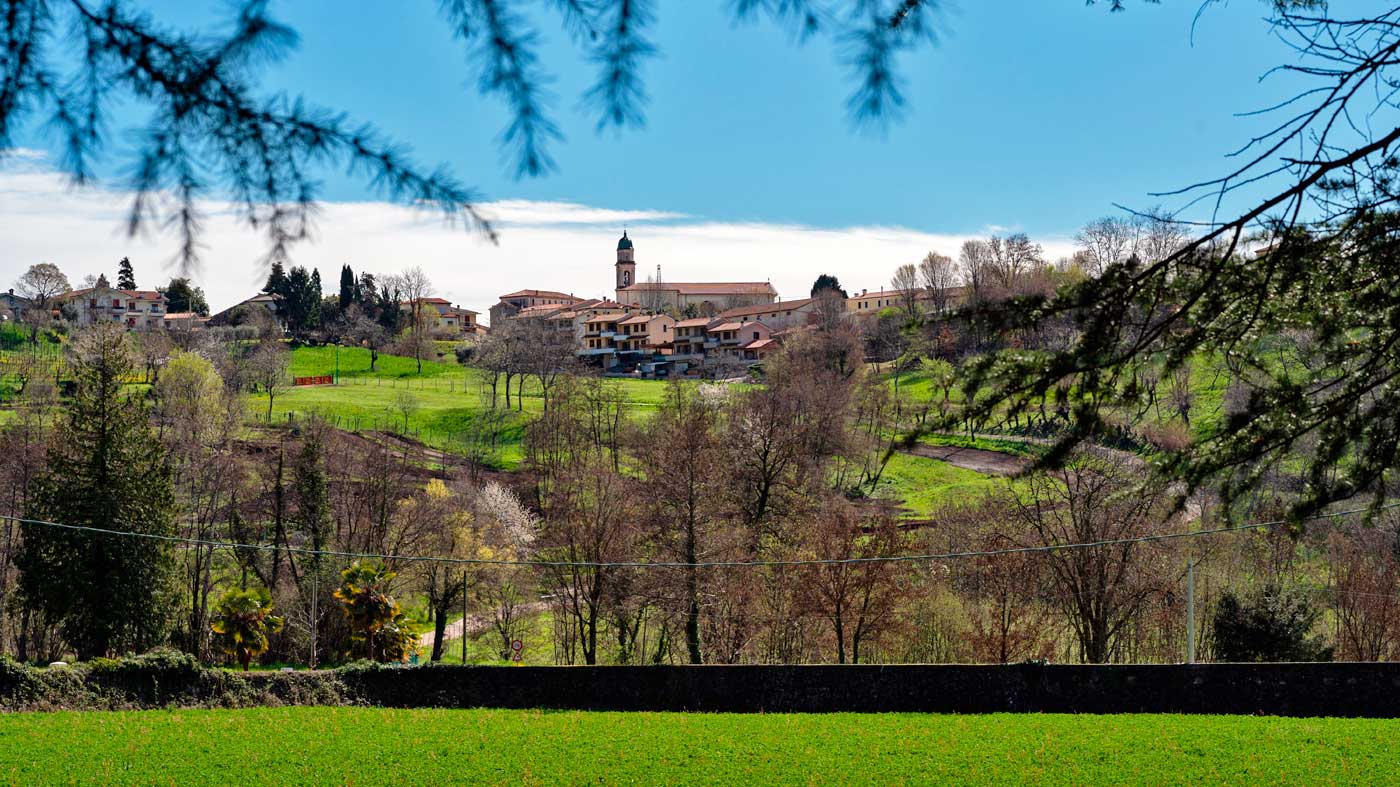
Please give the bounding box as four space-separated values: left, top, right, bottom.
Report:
7 501 1400 570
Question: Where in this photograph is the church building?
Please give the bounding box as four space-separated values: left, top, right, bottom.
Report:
613 231 777 313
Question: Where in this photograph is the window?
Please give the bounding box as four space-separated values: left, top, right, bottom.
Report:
112 298 120 308
752 331 760 341
89 299 97 308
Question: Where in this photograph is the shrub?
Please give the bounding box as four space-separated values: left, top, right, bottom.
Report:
210 587 285 671
1212 586 1334 662
0 651 352 711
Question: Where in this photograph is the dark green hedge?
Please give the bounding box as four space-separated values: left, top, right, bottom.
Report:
4 654 1400 717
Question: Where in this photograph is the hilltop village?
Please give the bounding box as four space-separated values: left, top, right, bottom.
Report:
485 232 961 377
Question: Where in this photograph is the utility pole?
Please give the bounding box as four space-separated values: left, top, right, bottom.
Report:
1186 509 1197 664
310 571 319 669
1185 554 1195 664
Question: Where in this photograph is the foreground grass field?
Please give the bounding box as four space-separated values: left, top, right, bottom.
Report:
0 707 1395 786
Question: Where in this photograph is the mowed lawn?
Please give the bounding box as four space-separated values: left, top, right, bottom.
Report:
0 708 1395 786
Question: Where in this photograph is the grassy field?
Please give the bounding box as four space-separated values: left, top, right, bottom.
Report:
0 707 1394 786
258 347 681 468
870 451 1010 517
887 351 1235 433
288 344 462 379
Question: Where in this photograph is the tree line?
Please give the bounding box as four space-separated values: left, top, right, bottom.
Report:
0 319 1393 668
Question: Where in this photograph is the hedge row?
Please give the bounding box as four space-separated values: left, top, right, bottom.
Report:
0 652 346 711
4 653 1400 716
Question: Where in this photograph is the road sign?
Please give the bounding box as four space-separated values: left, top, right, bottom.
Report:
511 639 523 664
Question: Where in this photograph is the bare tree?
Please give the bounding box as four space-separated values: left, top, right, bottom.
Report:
393 267 434 374
633 382 725 663
917 252 958 314
517 317 578 412
337 306 389 372
943 498 1055 664
537 458 636 665
1006 456 1176 663
1136 207 1190 266
799 502 905 664
639 274 670 314
250 341 291 422
475 319 528 410
812 288 848 332
1075 216 1141 278
157 350 243 659
136 331 173 385
890 263 921 323
985 233 1043 293
1327 524 1400 661
958 240 995 305
394 391 419 434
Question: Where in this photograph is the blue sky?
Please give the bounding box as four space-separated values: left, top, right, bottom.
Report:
3 1 1310 313
17 0 1301 234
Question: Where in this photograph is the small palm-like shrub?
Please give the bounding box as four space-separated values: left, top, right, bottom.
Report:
210 588 284 671
335 561 419 662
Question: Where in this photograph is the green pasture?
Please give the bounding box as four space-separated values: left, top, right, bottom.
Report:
0 707 1393 786
885 350 1235 443
870 451 1013 518
288 344 461 379
255 348 714 468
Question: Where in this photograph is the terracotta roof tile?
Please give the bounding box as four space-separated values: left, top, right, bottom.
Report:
717 298 814 318
619 281 777 296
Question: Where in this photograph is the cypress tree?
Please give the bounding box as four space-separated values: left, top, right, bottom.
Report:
17 324 176 659
290 427 330 573
290 425 332 656
309 268 324 328
338 264 356 311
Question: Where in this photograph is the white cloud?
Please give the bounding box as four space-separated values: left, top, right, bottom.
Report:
1 148 48 165
480 200 686 226
0 157 1075 321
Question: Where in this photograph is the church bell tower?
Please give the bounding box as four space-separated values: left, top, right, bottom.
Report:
615 230 636 302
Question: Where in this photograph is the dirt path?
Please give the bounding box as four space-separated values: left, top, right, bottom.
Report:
900 443 1032 476
419 612 489 648
418 601 549 649
903 432 1146 475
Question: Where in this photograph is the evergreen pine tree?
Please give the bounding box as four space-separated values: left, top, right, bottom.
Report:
283 266 311 333
263 260 288 295
159 277 210 316
116 257 136 290
17 324 176 659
